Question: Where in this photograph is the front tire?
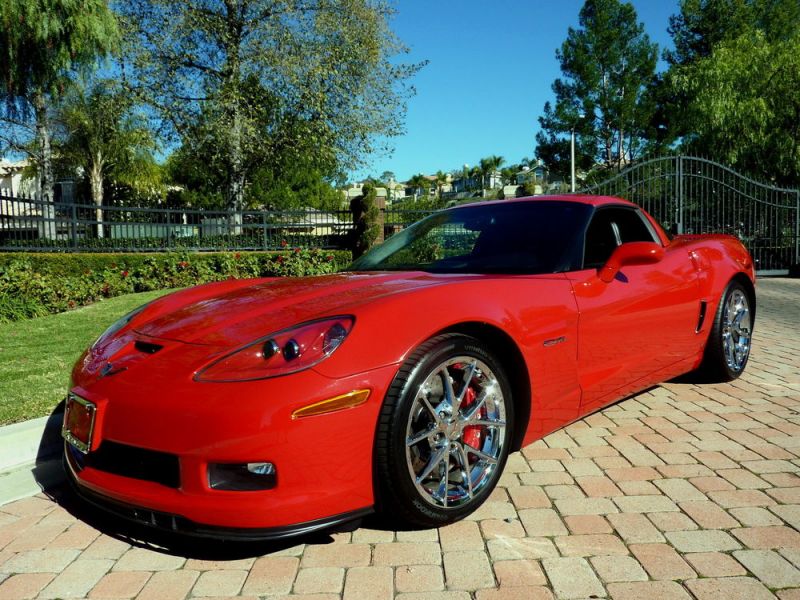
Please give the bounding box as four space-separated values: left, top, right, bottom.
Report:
374 334 514 528
697 279 754 382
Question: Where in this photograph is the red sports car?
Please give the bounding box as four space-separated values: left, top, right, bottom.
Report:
63 195 755 539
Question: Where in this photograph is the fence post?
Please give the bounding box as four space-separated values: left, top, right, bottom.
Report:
71 202 78 250
676 155 684 234
795 190 799 265
262 213 268 250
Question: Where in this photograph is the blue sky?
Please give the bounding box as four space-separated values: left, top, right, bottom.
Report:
356 0 679 182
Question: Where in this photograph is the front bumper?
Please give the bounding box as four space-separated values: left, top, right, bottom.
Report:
67 344 399 531
64 453 372 541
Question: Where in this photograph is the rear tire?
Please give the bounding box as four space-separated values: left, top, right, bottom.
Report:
696 280 754 382
374 334 513 528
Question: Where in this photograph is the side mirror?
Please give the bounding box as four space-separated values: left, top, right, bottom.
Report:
599 242 665 283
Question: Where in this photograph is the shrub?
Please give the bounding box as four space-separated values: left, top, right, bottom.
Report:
0 249 351 322
2 232 349 252
350 183 381 259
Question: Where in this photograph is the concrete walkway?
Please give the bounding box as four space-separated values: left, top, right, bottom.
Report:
1 278 799 599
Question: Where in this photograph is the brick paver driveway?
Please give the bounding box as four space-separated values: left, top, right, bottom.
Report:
1 278 799 600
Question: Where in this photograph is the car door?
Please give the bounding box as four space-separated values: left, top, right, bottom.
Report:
563 205 700 414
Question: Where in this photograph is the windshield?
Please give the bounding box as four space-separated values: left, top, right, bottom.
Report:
350 200 593 274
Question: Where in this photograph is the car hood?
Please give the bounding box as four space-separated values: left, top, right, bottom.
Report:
133 271 445 347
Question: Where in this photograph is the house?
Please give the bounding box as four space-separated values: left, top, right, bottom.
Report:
1 158 78 203
343 180 409 205
0 159 37 198
451 169 502 193
515 163 548 186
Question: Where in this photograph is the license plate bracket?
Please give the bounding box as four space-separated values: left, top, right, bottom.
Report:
62 394 96 454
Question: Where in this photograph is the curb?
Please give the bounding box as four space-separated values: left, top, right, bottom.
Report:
0 413 65 506
0 413 63 472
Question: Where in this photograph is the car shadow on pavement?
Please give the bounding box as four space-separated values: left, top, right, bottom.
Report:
32 403 362 560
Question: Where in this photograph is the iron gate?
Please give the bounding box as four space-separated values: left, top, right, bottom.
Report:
580 156 800 274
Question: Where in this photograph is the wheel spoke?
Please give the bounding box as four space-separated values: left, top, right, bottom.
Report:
461 385 493 423
464 442 498 465
470 418 506 428
416 446 448 483
726 295 736 325
438 459 449 508
406 427 434 447
454 443 473 499
418 393 440 422
724 334 736 366
453 360 477 413
441 368 456 411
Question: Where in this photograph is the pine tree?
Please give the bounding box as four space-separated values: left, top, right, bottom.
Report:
535 0 658 177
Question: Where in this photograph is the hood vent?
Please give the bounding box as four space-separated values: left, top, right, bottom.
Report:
134 340 163 354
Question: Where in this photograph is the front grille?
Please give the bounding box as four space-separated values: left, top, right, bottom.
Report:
84 441 181 489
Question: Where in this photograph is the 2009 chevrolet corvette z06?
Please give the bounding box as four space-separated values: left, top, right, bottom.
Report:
63 195 755 539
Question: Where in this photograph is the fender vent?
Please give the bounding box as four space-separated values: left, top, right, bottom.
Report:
696 301 708 333
134 340 163 354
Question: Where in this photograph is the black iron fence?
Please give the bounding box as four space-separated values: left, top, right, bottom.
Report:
581 156 800 274
0 194 442 253
0 196 355 252
3 156 797 273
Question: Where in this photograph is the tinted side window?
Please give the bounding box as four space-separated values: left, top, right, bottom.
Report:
583 207 657 269
584 211 618 268
614 209 657 244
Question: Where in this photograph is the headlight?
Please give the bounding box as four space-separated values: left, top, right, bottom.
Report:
92 303 150 349
194 316 355 382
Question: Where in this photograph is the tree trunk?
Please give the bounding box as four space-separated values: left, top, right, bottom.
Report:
227 112 245 235
224 0 245 235
90 157 105 238
32 90 56 240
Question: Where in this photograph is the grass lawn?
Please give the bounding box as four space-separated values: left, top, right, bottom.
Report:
0 289 173 426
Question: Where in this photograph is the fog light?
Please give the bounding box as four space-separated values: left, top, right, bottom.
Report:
208 462 276 491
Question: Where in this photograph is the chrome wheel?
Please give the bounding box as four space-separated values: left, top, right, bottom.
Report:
404 356 506 509
722 289 751 372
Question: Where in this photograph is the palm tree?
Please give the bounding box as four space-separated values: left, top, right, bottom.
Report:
487 155 505 188
58 79 159 238
500 166 517 186
407 173 429 201
477 155 505 191
434 170 448 198
469 166 482 191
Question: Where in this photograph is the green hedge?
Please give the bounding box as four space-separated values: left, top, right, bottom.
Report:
2 232 348 252
0 249 352 322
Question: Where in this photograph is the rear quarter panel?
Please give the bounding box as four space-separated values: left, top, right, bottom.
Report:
671 234 756 360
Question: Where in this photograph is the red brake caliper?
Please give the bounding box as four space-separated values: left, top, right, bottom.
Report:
461 386 482 452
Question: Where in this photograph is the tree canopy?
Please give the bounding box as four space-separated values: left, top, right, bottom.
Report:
673 30 800 185
0 0 118 236
118 0 424 217
535 0 658 178
657 0 800 184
